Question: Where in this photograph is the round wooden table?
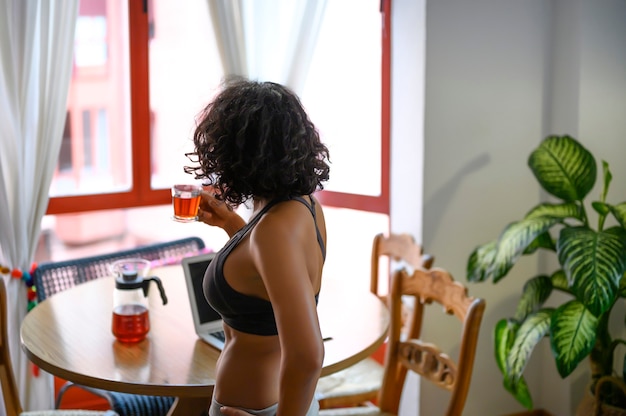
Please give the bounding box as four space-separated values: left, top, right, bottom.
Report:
21 265 389 416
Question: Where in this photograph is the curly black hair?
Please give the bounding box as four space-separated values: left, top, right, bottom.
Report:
185 77 330 206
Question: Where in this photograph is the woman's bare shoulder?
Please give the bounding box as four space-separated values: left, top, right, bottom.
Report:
250 198 319 247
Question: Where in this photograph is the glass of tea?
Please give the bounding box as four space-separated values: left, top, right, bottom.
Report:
171 184 202 222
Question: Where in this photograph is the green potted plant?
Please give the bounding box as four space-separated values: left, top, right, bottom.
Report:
467 135 626 414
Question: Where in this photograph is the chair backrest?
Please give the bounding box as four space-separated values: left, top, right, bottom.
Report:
378 267 486 416
0 278 23 416
34 237 206 302
370 232 435 297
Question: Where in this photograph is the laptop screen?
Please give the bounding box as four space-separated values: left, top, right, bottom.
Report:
187 257 222 324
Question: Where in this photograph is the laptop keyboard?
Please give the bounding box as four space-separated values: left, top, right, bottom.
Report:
212 330 226 342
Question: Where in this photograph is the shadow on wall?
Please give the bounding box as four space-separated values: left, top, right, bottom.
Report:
423 153 490 245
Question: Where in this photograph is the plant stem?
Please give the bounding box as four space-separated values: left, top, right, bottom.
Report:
590 311 613 380
579 201 590 228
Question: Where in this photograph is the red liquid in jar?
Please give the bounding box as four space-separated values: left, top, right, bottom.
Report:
112 304 150 343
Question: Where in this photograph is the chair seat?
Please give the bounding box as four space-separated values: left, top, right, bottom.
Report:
316 357 384 405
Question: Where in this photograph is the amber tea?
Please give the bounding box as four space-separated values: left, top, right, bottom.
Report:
112 303 150 343
171 184 202 222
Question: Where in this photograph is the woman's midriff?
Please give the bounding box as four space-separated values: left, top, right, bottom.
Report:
213 325 282 409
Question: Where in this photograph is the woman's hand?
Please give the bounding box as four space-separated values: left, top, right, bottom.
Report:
197 191 246 236
197 191 234 227
218 406 255 416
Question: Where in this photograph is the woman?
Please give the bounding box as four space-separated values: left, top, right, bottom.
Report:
184 78 330 416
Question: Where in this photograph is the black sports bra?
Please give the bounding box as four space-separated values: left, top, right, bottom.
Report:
203 196 326 336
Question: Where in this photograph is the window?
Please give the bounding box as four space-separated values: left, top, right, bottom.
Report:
311 0 391 215
303 0 382 197
42 0 391 287
147 0 223 190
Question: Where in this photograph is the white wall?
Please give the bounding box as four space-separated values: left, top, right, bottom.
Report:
390 2 426 414
391 0 626 415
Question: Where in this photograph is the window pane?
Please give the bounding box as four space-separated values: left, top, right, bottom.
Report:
149 0 223 189
302 0 381 197
50 0 132 197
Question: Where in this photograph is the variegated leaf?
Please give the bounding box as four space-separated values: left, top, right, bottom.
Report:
495 319 518 374
550 300 598 378
504 375 533 410
609 202 626 229
525 202 582 221
505 309 553 384
467 240 497 282
558 227 626 316
600 160 612 203
528 135 596 202
523 231 556 255
592 201 610 216
550 270 571 293
515 275 552 321
491 217 561 283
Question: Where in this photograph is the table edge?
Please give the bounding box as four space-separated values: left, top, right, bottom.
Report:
20 338 214 398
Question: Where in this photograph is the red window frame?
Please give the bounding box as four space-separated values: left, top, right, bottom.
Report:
317 0 390 214
46 0 390 216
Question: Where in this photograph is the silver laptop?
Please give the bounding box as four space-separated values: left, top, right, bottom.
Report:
181 252 225 350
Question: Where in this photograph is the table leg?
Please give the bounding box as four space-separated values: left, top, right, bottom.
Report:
167 396 212 416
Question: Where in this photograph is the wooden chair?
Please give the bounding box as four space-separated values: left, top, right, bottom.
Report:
370 233 434 299
0 278 119 416
319 267 486 416
315 233 434 409
32 237 206 416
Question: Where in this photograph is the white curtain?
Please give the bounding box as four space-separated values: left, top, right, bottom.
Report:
0 0 79 410
207 0 328 94
208 0 248 77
